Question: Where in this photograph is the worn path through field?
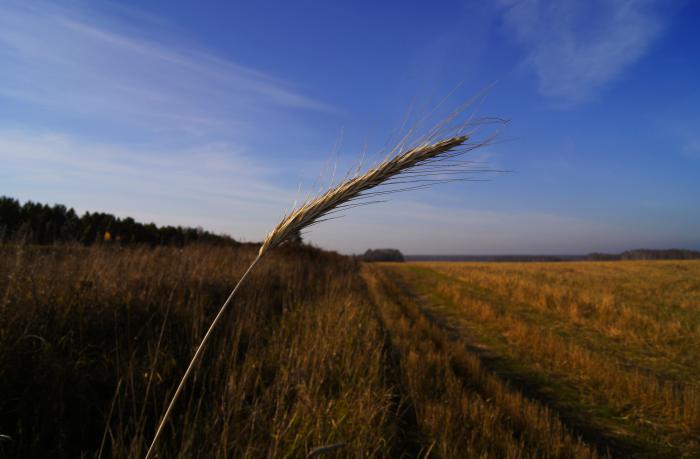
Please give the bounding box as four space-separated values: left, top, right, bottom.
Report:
376 264 685 458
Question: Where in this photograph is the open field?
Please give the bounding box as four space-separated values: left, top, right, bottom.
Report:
372 260 700 457
1 246 698 458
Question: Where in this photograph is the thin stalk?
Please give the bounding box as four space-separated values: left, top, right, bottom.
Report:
143 127 502 456
144 254 263 459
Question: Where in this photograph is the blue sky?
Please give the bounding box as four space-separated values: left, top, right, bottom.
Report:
1 0 698 254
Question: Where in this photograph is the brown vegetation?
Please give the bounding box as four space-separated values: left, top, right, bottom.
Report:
1 245 697 458
0 244 394 458
362 265 601 458
380 260 700 457
145 133 493 456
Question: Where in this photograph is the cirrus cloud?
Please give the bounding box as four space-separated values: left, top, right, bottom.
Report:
499 0 673 105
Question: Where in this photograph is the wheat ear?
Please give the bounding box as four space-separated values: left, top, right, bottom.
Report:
144 134 474 458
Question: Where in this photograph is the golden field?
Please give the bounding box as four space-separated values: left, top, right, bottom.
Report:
373 260 700 457
0 245 698 458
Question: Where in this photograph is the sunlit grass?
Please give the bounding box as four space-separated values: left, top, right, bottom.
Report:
2 245 696 458
380 260 700 456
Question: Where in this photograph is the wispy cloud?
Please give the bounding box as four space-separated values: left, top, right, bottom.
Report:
499 0 671 105
0 128 297 238
0 1 337 241
0 1 329 138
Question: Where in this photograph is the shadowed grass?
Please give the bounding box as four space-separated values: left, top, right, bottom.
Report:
0 244 399 458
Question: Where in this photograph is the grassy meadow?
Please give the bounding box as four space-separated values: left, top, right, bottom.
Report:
1 245 698 458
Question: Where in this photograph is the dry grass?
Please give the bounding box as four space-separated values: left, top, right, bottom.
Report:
259 135 469 255
363 264 602 458
0 244 398 458
424 261 700 374
3 245 694 457
147 126 503 456
379 260 700 457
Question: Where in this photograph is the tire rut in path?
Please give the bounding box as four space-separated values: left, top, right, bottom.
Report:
360 270 428 458
383 267 666 459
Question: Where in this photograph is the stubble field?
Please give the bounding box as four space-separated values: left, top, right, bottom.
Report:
1 245 698 458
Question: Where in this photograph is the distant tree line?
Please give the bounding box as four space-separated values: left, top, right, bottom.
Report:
406 254 580 262
405 250 700 263
586 249 700 261
0 196 237 246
